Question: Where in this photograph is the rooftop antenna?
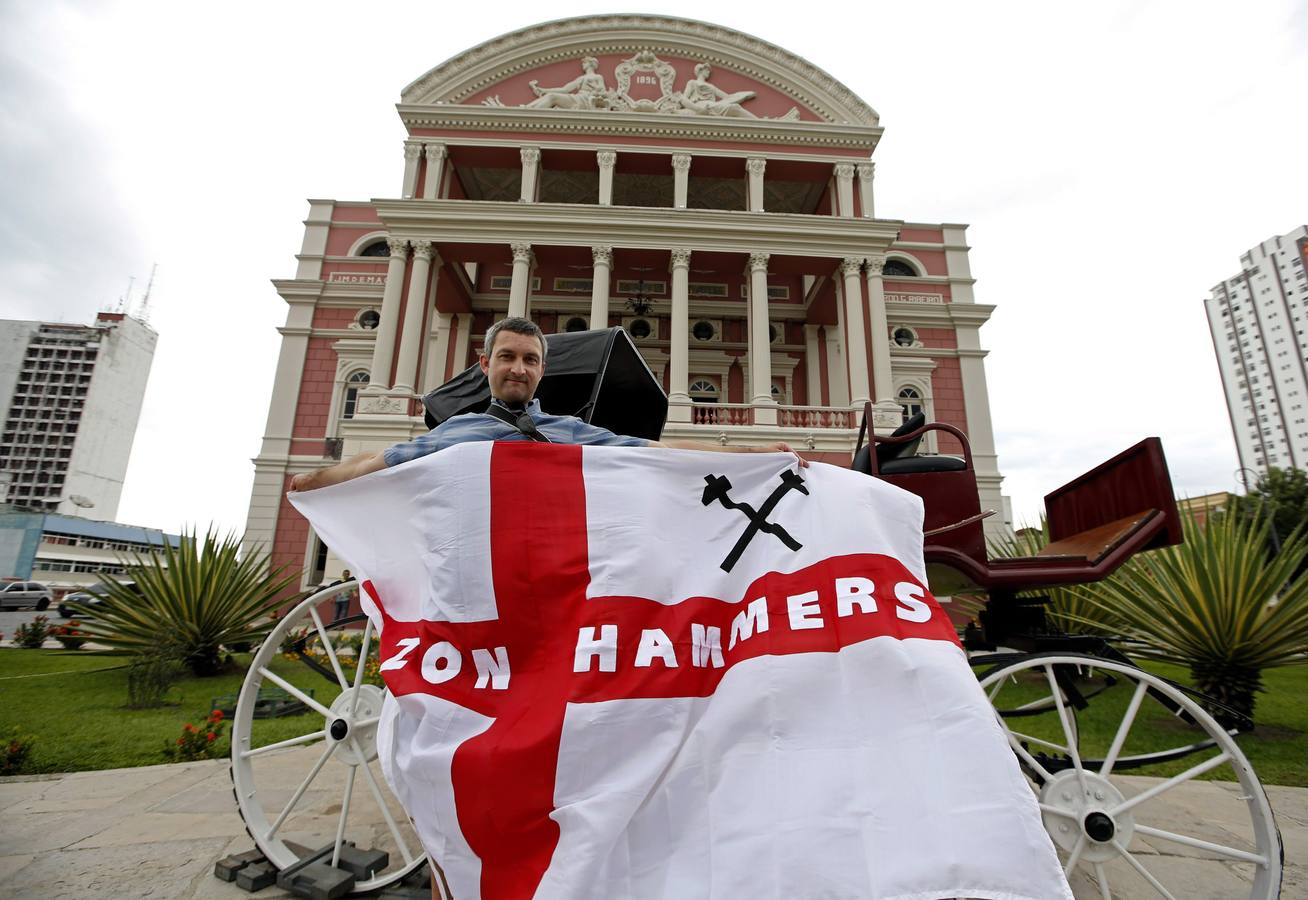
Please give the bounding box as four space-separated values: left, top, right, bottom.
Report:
136 263 157 323
116 275 135 313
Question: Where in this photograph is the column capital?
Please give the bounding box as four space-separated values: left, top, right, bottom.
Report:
386 237 410 257
510 242 533 263
834 162 855 180
748 251 770 272
403 140 423 160
839 257 862 277
410 240 435 262
864 254 887 276
746 157 767 177
669 248 692 270
856 162 874 180
520 146 541 165
597 149 617 169
671 153 692 172
424 143 447 162
591 245 613 266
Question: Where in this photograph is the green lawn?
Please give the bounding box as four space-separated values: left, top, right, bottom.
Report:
0 647 349 774
2 648 1305 786
980 659 1308 787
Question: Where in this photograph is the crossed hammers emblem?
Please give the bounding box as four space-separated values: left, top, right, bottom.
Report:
701 469 809 572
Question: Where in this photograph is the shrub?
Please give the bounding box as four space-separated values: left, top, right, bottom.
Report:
51 623 88 650
14 616 51 649
1081 510 1308 723
1 728 35 775
78 529 300 677
162 709 226 762
126 650 184 709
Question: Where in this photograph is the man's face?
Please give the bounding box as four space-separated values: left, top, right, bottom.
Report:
480 331 545 405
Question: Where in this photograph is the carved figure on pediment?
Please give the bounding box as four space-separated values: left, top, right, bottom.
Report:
675 63 757 118
525 57 612 110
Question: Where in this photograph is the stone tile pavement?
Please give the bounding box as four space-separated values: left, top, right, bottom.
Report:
0 756 1302 898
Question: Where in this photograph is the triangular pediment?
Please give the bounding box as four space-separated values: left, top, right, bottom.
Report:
402 15 879 127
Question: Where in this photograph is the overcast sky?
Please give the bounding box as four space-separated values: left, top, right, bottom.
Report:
2 0 1306 537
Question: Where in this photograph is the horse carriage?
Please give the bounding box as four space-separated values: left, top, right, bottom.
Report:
226 328 1283 898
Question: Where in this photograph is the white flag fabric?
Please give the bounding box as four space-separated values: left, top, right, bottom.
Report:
290 442 1071 900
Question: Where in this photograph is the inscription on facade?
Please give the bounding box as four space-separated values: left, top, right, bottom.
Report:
885 293 944 304
329 273 387 285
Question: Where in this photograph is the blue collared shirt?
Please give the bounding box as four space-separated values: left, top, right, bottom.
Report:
383 398 649 467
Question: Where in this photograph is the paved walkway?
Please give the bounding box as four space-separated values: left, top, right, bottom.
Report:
0 758 1303 898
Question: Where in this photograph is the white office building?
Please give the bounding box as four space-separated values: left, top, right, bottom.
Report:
0 312 157 519
1205 224 1308 476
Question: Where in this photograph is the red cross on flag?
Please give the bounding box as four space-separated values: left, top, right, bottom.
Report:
291 442 1071 900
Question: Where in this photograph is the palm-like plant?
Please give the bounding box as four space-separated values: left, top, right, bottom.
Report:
1079 510 1308 721
80 529 299 676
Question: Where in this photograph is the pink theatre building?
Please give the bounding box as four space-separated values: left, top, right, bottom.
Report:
245 15 1008 589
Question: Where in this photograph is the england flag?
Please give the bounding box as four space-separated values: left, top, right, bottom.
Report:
290 442 1071 900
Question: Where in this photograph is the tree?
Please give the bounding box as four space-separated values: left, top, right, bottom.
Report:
80 530 299 676
1227 466 1308 572
1078 510 1308 723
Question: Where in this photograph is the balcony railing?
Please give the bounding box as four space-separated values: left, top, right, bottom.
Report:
689 404 857 429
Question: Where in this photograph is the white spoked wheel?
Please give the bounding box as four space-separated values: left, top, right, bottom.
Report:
979 654 1282 900
230 584 427 893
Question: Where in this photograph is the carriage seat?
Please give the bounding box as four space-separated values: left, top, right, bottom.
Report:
851 413 968 476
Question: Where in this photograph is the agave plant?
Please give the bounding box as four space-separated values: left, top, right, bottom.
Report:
985 520 1115 635
1079 510 1308 721
80 529 299 676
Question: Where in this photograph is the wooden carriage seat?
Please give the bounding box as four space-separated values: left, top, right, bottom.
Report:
851 404 1183 594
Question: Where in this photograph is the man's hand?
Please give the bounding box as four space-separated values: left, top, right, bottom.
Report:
652 438 809 468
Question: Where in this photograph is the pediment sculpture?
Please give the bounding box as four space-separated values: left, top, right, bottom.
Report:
483 52 800 121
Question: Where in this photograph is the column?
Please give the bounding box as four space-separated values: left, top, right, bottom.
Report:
824 324 848 407
519 146 540 202
508 242 532 318
393 242 437 395
856 162 875 219
423 311 454 393
748 253 774 407
746 158 766 212
366 238 409 391
597 150 616 205
421 144 447 200
590 245 612 327
803 324 821 406
672 154 691 209
401 141 422 198
452 313 472 372
835 163 855 218
864 255 905 428
840 258 871 406
668 248 692 419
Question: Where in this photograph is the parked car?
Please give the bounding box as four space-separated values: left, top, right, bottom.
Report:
58 583 110 618
0 581 52 611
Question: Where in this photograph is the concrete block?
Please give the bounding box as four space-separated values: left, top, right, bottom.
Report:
214 847 266 882
334 843 388 879
279 861 355 900
236 860 279 892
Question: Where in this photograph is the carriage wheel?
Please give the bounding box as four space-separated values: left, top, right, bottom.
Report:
978 654 1282 900
229 585 429 894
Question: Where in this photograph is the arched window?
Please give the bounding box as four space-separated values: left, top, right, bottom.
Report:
692 320 716 341
628 318 652 340
883 259 917 277
342 371 370 419
689 379 718 403
565 316 588 333
897 386 924 422
360 240 390 258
